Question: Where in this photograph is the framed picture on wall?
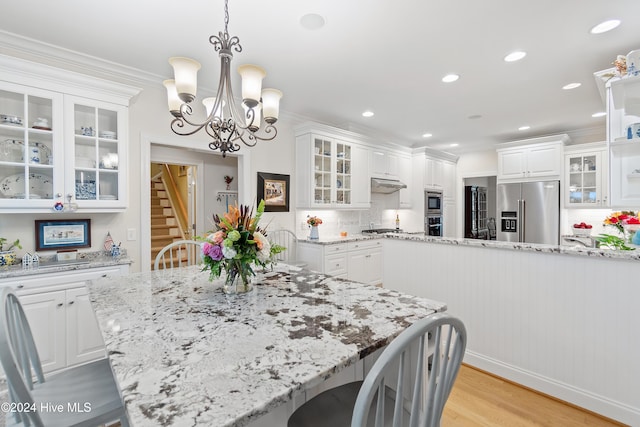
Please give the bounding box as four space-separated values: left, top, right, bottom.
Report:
257 172 290 212
35 219 91 251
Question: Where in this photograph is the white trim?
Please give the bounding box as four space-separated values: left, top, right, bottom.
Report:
140 133 250 272
464 351 640 426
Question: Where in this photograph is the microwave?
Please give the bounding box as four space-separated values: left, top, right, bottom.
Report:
425 190 443 214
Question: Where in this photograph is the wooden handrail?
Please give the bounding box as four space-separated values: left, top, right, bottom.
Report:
162 164 189 236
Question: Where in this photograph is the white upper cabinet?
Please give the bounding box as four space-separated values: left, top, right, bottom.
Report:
397 155 412 208
370 150 399 180
295 127 369 209
496 135 568 183
605 75 640 206
0 56 139 213
564 142 608 208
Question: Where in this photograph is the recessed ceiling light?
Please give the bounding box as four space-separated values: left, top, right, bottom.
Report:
449 143 459 147
442 74 459 83
592 111 606 118
468 114 482 120
300 13 326 30
590 19 621 34
562 83 582 90
504 51 527 62
518 126 530 131
422 133 433 138
362 111 374 118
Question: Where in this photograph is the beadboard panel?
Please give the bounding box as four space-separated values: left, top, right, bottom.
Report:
383 239 640 425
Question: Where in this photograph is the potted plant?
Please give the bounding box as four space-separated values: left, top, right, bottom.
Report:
0 237 22 266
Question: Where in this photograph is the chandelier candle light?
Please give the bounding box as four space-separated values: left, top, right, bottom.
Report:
163 0 282 157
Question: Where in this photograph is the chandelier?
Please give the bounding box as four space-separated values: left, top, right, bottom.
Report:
163 0 282 157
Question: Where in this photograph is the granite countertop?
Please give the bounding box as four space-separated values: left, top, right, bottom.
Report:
299 231 640 261
383 233 640 261
0 251 133 279
88 264 446 427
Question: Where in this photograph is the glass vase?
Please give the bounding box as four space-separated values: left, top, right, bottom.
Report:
223 266 254 294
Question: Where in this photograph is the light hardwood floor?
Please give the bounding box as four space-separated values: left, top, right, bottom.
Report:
443 365 626 427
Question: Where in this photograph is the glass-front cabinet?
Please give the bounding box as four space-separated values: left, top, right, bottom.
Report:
296 126 369 209
0 82 62 210
312 137 352 206
0 81 127 212
66 96 126 208
564 143 608 208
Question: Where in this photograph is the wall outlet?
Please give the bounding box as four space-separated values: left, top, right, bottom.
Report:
127 228 137 241
300 221 308 231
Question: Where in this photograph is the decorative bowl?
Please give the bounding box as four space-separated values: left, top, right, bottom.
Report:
572 227 592 237
0 114 23 126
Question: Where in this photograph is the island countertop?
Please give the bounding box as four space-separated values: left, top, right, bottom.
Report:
88 264 446 427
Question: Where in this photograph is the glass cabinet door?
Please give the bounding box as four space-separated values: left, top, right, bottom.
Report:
73 105 119 201
335 142 351 205
0 87 58 204
567 153 599 205
313 137 332 205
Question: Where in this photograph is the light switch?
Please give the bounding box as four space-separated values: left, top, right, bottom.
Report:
127 228 136 241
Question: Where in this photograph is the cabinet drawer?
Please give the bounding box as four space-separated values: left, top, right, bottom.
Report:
348 239 382 251
324 253 347 276
324 243 348 254
0 265 128 294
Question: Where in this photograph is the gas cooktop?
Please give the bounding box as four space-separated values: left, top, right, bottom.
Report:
361 228 403 234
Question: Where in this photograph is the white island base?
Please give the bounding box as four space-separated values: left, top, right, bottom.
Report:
383 237 640 426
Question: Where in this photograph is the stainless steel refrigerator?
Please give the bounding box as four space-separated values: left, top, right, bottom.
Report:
496 180 560 244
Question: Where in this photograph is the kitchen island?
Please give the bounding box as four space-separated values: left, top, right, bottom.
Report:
88 264 446 426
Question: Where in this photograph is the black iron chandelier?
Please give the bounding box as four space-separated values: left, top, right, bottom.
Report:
163 0 282 157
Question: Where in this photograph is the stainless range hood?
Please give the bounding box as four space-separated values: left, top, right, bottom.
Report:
371 177 407 194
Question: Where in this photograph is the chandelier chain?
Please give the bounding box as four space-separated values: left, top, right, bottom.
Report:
224 0 230 35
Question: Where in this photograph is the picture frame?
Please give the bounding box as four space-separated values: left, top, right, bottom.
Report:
35 219 92 251
257 172 290 212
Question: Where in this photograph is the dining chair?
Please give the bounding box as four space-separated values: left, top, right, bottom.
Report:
154 239 203 270
0 287 129 427
288 312 466 427
268 229 307 267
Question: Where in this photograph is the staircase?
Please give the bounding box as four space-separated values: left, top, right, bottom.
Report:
151 178 183 269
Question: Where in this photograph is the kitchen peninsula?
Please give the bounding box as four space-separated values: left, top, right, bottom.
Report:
380 233 640 425
88 264 446 426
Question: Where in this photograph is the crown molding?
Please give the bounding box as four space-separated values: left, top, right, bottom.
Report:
0 30 161 88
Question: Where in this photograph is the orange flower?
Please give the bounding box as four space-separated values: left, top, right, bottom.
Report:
222 204 240 229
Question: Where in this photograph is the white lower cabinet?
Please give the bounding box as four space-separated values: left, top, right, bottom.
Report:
0 264 129 372
298 239 383 285
346 240 383 286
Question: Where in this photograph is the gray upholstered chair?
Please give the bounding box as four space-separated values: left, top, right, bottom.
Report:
288 312 466 427
0 287 129 427
154 239 203 270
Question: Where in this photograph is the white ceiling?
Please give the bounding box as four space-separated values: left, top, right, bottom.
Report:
1 0 640 153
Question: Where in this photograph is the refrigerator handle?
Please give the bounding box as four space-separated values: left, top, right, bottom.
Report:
520 199 526 242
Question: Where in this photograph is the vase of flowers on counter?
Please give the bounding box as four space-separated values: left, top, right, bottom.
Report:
603 211 639 244
200 200 284 294
307 216 323 240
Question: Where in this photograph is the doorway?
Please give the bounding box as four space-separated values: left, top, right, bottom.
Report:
150 163 197 268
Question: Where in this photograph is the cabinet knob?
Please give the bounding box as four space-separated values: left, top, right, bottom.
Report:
102 274 107 277
17 284 24 289
68 301 75 305
57 303 64 308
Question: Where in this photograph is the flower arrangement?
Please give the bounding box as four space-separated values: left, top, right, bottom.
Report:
307 216 323 226
603 211 638 235
199 200 284 293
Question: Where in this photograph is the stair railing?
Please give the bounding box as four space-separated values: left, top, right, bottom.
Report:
160 164 189 239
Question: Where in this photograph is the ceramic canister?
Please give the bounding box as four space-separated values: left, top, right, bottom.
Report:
628 123 640 140
627 49 640 77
